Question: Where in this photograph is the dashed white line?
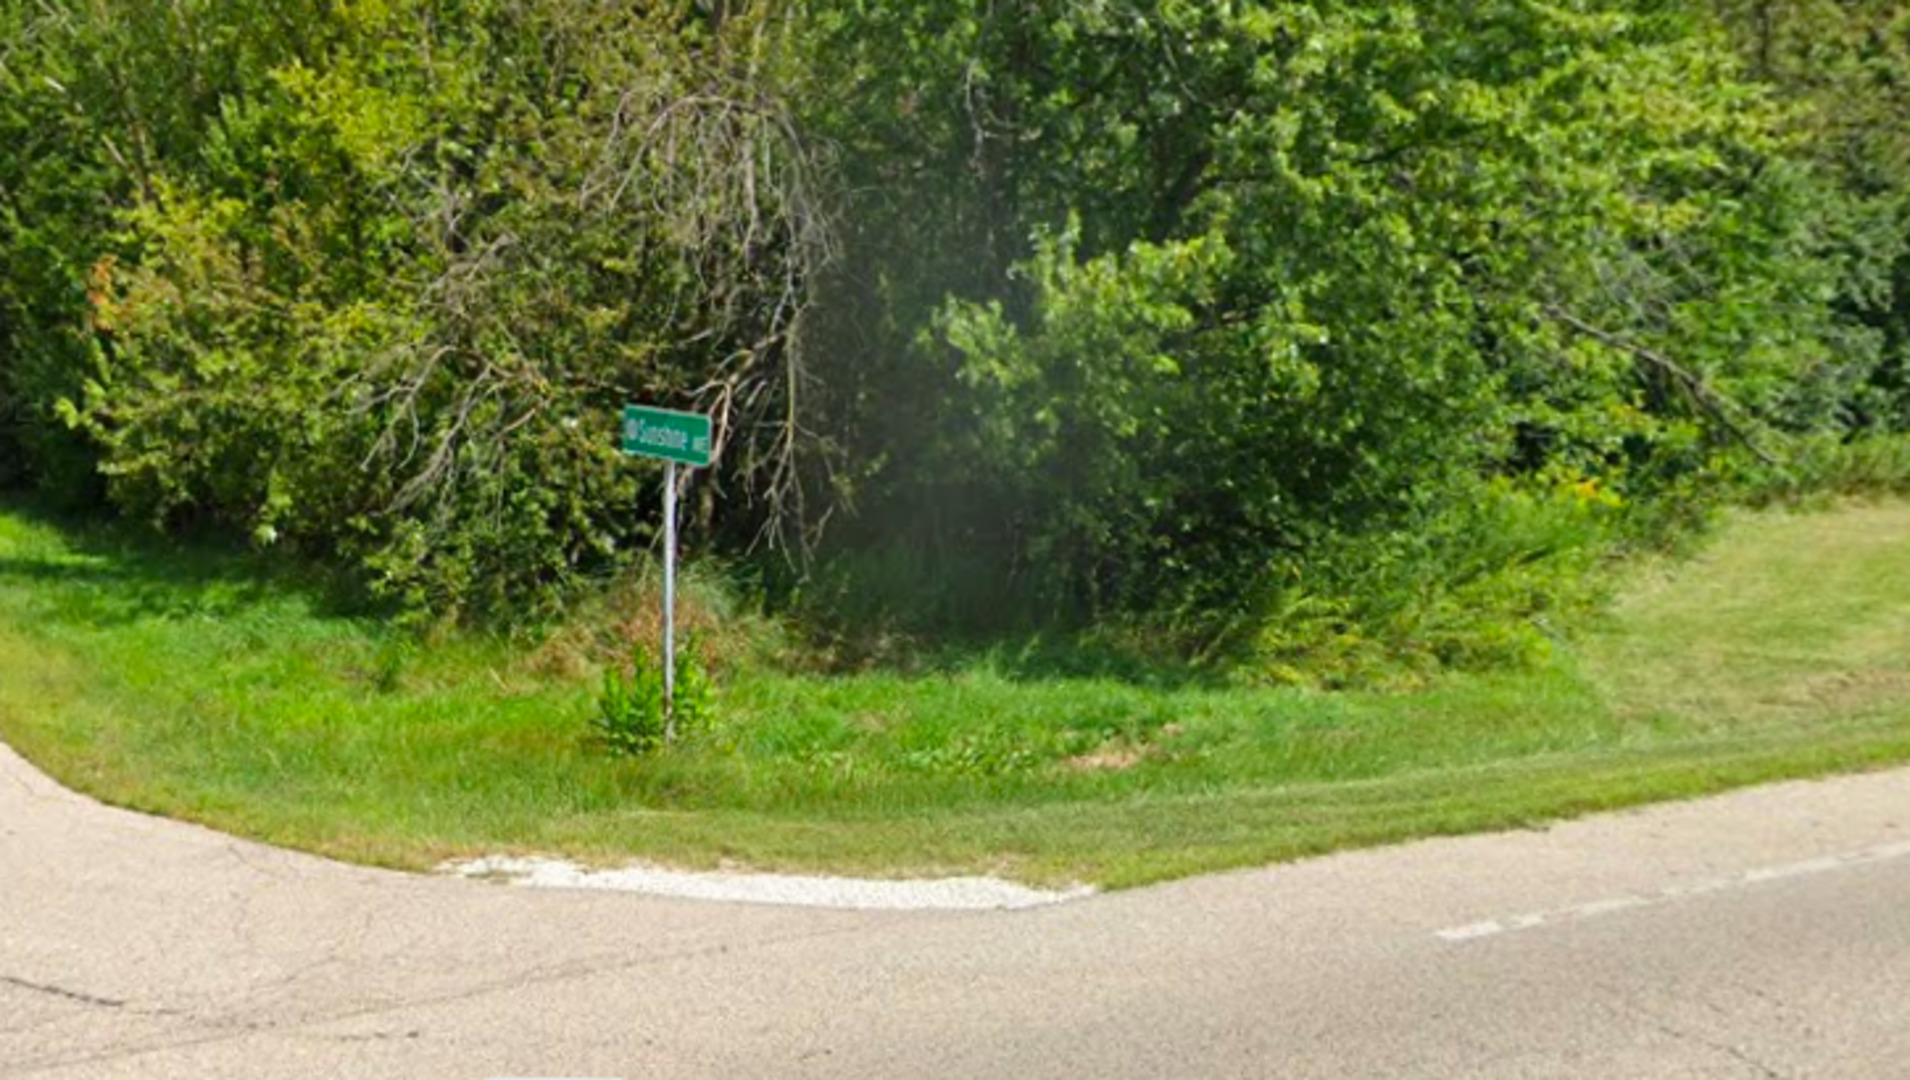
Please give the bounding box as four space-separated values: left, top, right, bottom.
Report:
1436 838 1910 944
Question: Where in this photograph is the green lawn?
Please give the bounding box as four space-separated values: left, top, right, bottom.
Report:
5 498 1910 888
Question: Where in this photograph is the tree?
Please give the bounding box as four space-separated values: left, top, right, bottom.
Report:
9 0 832 615
798 0 1849 638
1707 0 1910 430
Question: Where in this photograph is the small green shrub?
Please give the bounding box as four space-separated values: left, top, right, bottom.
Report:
1748 434 1910 505
593 635 713 756
1245 480 1619 687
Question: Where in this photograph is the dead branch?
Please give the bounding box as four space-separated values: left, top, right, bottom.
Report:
1543 305 1780 467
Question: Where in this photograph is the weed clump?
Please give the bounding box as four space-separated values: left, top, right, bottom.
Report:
593 636 714 755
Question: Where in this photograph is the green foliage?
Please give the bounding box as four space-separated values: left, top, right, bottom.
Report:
1705 0 1910 432
4 0 828 618
1247 480 1622 686
593 635 714 756
6 0 1910 677
595 653 669 757
800 0 1856 667
0 3 115 498
1740 432 1910 505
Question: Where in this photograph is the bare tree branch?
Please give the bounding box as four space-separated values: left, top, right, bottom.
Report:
1544 305 1780 467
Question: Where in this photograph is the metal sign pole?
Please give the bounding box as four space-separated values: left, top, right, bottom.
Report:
662 460 677 743
620 402 708 748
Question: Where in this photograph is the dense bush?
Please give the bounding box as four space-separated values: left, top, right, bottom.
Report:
4 0 1909 674
3 0 828 617
796 0 1876 661
1708 0 1910 431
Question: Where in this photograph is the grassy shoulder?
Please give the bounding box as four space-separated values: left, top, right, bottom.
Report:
5 499 1910 888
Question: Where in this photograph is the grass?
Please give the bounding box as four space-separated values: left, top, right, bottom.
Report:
6 497 1910 888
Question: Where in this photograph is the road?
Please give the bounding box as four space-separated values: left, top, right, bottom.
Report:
5 739 1909 1078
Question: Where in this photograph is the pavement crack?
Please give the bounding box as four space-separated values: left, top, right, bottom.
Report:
1 975 125 1010
292 1028 424 1045
1642 1017 1788 1079
4 917 892 1077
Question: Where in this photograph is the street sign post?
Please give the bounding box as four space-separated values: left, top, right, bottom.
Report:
621 405 712 467
620 404 714 742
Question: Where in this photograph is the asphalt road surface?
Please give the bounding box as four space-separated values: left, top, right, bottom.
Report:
5 739 1909 1079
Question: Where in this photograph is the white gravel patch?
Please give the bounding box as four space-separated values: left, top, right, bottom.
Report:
441 855 1094 911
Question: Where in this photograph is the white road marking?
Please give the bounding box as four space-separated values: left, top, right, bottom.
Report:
1439 921 1506 942
441 855 1095 911
1436 838 1910 943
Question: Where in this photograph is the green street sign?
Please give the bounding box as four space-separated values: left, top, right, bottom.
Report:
621 404 712 468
